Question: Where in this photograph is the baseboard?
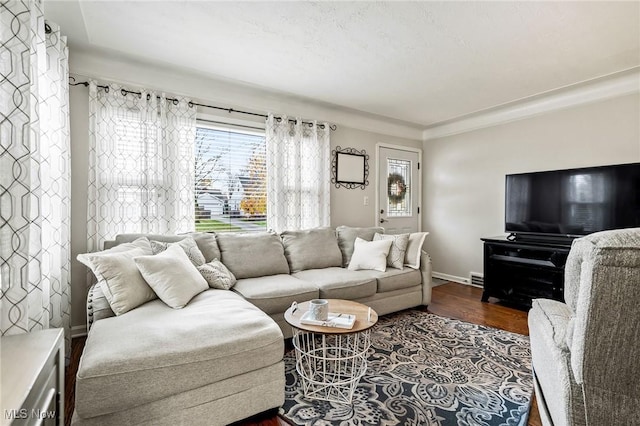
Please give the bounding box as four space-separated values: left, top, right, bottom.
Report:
71 325 87 338
432 271 469 285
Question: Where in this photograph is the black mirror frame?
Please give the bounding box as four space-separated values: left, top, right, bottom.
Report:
331 146 369 190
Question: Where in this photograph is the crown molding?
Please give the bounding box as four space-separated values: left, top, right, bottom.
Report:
423 69 640 141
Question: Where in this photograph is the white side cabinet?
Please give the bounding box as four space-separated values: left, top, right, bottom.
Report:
1 329 64 426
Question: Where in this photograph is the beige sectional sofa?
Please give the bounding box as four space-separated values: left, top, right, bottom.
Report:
73 226 432 426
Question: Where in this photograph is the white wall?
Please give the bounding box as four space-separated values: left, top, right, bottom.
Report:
330 126 422 227
67 55 422 331
422 93 640 282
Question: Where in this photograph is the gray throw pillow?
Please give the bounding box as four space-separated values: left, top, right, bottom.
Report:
197 259 237 290
374 232 410 269
150 237 206 267
336 226 385 267
280 227 343 272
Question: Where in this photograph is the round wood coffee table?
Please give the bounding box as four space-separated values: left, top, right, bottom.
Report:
284 299 378 404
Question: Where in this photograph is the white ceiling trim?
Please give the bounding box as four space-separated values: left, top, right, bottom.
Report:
423 69 640 141
68 48 424 141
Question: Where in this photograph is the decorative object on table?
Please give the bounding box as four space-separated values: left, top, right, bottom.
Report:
307 298 329 321
280 309 533 426
300 311 356 329
331 146 369 189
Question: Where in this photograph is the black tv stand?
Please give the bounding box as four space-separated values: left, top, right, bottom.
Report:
511 232 574 246
481 236 570 309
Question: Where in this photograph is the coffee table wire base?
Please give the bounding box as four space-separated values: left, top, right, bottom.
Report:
291 329 370 404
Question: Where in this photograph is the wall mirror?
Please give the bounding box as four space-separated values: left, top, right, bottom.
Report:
331 147 369 189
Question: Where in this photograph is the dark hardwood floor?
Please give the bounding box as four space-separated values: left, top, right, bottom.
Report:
65 282 541 426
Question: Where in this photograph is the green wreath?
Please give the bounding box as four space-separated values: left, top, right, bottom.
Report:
388 173 407 204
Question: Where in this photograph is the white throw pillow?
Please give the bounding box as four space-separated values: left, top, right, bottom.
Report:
79 246 157 316
197 259 237 290
347 237 393 272
404 232 429 269
77 237 152 268
373 233 410 269
134 244 208 309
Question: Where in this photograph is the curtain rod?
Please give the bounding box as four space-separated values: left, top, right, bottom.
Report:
69 77 337 131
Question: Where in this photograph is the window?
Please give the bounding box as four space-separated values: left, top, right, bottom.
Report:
195 125 267 232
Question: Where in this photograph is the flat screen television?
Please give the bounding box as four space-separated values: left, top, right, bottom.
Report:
505 162 640 242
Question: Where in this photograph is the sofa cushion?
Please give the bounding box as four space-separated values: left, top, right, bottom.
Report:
370 267 422 293
134 245 208 309
336 225 385 267
293 267 377 300
216 232 290 279
232 274 319 314
188 232 221 263
75 290 283 418
280 227 342 272
110 233 221 263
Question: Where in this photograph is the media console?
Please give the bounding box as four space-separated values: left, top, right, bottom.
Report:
481 236 571 309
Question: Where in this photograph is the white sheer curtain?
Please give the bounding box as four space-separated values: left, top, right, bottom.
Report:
86 82 196 254
1 1 71 353
266 114 331 232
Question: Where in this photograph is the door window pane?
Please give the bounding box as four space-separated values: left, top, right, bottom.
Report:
387 158 411 217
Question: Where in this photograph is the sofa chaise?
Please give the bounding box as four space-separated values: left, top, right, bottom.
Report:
73 226 432 426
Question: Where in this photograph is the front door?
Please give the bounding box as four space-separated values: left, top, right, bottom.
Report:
377 146 421 234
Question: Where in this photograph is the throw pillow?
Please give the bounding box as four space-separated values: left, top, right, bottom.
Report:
374 233 410 269
79 247 157 316
134 244 208 309
405 232 429 269
77 236 152 267
347 237 393 272
336 226 385 267
197 259 237 290
150 237 206 267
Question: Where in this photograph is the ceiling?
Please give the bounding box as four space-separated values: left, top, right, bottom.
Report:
45 1 640 128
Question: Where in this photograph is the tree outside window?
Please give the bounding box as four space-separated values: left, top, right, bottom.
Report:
194 126 267 232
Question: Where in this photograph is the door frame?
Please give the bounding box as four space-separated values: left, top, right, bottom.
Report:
375 143 423 232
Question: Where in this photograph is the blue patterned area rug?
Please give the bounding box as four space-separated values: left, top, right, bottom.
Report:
279 309 533 426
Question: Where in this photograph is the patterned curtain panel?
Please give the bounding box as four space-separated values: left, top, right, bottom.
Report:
86 82 196 254
1 1 71 353
266 114 331 232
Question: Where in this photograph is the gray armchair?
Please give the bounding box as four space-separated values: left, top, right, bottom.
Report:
528 228 640 426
